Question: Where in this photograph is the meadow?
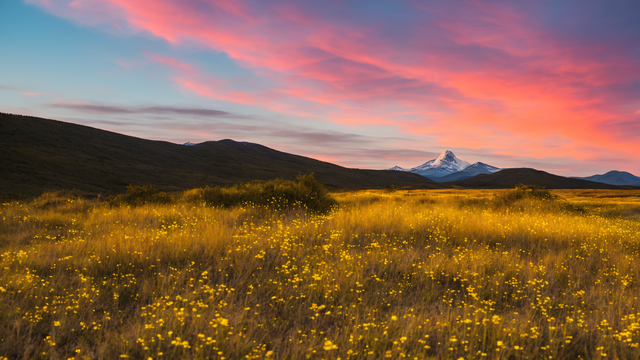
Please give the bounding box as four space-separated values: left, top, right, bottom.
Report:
1 182 640 359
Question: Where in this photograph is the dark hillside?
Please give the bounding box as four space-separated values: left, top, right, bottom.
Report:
0 113 440 197
447 168 626 189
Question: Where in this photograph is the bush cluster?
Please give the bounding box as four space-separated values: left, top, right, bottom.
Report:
109 184 172 206
199 173 336 213
492 183 558 208
110 174 337 214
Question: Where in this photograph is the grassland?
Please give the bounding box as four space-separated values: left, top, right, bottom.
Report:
1 187 640 359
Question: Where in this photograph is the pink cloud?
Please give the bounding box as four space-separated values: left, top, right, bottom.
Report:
28 0 640 172
145 53 195 73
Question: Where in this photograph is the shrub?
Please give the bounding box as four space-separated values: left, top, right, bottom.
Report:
492 184 558 208
110 184 172 206
199 173 337 213
31 192 71 210
107 175 336 213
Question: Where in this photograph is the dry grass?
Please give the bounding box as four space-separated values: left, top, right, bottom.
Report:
1 189 640 359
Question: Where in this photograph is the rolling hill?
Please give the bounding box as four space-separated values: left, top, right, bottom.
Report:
0 112 440 198
446 168 625 189
573 171 640 186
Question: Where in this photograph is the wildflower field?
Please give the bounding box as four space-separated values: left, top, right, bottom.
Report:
1 184 640 359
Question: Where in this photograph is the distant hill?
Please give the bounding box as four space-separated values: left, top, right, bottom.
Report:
573 171 640 186
446 168 625 189
0 113 440 198
433 162 501 182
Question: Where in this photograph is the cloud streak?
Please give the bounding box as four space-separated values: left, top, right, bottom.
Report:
50 102 243 118
47 101 437 169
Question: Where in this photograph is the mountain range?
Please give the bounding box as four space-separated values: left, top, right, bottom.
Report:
390 150 639 187
1 112 637 199
389 150 501 181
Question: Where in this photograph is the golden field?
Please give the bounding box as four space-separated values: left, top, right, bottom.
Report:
1 187 640 359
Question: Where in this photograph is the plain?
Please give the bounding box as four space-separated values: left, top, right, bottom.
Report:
1 187 640 359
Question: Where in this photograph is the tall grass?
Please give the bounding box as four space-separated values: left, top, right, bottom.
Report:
1 188 640 359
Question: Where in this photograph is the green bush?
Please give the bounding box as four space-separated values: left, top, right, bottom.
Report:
110 185 172 206
199 173 337 213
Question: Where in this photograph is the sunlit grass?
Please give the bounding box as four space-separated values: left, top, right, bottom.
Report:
1 188 640 359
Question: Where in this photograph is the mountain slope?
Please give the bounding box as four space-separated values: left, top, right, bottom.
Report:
447 168 624 189
0 113 440 197
434 162 501 182
573 171 640 186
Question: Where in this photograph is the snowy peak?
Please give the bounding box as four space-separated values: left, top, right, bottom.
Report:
387 165 409 172
397 150 501 180
433 150 454 166
385 150 501 180
464 162 500 173
431 150 470 169
410 150 471 176
430 161 502 182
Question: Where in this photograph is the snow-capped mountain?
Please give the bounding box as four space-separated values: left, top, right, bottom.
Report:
183 141 198 146
434 162 501 182
461 162 500 173
410 150 471 178
388 150 501 180
387 165 409 172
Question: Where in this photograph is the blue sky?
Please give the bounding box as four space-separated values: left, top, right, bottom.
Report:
2 0 640 176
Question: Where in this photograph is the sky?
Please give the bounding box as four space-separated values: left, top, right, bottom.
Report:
2 0 640 176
